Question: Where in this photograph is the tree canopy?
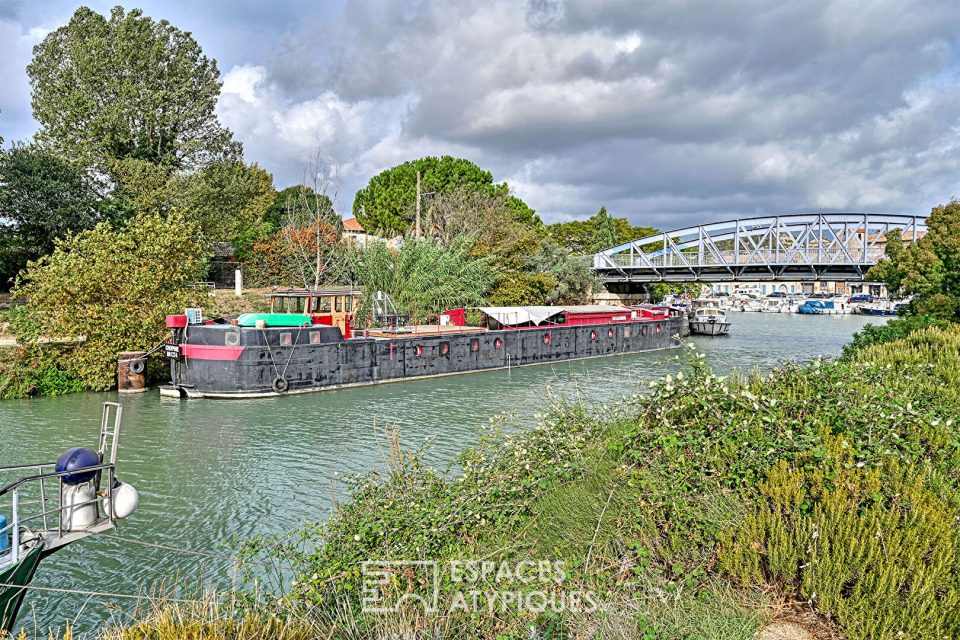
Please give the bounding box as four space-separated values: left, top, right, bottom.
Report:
352 156 538 235
266 186 334 231
0 145 104 285
171 160 275 244
868 200 960 319
27 6 239 173
547 207 657 254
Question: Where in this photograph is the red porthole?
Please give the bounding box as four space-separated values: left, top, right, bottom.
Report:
415 344 423 357
656 324 662 334
494 338 502 349
590 330 597 341
440 342 450 355
624 327 631 338
642 325 648 337
543 333 551 345
608 328 614 338
471 338 480 352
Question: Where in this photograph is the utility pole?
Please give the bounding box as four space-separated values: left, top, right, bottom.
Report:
415 170 422 239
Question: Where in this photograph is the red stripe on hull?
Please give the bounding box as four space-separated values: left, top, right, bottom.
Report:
181 345 245 361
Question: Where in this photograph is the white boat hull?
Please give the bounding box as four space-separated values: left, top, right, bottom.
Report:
690 320 731 336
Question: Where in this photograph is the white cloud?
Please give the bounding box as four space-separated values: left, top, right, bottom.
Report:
217 63 414 200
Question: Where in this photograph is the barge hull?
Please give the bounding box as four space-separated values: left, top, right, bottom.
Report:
164 319 683 399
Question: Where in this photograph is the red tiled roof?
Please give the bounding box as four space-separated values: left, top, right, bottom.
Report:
343 218 364 232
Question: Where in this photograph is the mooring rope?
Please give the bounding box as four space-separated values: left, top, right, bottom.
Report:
104 534 242 563
102 534 274 569
259 326 282 381
116 337 171 363
0 581 210 603
259 324 304 386
279 325 305 380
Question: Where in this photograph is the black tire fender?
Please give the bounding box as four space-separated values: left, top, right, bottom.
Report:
272 376 289 394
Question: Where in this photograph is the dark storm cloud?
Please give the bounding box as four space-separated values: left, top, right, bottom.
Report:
288 0 958 224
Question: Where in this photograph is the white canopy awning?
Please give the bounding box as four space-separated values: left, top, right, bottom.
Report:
477 305 631 326
478 306 562 326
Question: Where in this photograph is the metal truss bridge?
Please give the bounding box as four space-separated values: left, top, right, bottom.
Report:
593 213 926 283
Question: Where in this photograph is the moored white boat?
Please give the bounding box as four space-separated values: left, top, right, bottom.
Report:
760 299 786 313
689 306 731 336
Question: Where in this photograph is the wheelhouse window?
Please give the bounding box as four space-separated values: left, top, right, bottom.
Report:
335 296 343 312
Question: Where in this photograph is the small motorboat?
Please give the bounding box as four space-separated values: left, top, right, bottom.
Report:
760 299 785 313
0 403 138 631
797 298 853 315
859 301 906 316
690 306 731 336
781 299 801 313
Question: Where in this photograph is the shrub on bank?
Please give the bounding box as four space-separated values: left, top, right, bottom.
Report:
841 313 951 358
0 346 85 400
236 326 960 639
11 214 207 392
720 457 960 640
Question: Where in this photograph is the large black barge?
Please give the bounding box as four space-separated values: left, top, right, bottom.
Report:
160 296 685 399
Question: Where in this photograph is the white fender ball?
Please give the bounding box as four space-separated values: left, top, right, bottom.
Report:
105 481 139 519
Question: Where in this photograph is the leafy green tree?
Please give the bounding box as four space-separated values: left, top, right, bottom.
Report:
106 158 275 249
171 160 275 246
868 200 960 319
547 208 657 254
487 271 555 306
27 6 238 173
527 240 599 304
352 238 494 321
109 157 178 217
506 194 539 227
353 156 537 235
589 206 619 252
266 186 334 231
0 145 103 285
14 214 207 390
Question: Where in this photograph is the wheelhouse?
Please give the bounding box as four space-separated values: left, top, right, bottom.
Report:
270 288 364 337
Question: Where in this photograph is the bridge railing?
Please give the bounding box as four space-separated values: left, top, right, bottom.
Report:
599 247 888 270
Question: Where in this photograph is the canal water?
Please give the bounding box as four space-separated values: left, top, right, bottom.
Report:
0 312 883 632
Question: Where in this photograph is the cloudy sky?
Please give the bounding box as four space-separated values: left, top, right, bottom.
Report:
1 0 959 228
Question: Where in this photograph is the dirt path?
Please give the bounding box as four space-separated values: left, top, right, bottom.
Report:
758 622 816 640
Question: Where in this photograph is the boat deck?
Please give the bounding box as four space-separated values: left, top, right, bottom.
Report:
363 325 487 339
